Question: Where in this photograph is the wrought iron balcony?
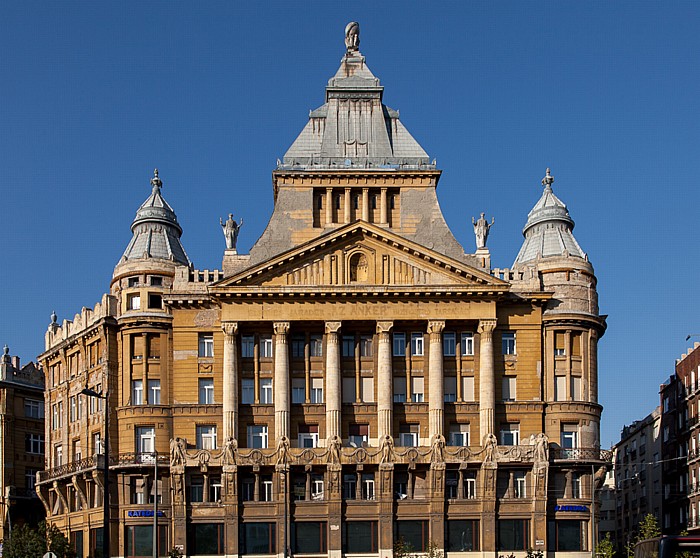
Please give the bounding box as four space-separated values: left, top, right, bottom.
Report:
550 447 613 462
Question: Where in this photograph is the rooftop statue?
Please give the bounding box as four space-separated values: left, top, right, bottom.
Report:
220 213 243 251
345 21 360 53
472 212 494 250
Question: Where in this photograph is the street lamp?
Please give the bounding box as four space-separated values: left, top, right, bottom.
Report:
81 388 109 558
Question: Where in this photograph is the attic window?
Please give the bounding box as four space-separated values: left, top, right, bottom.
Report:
127 277 139 288
349 253 369 283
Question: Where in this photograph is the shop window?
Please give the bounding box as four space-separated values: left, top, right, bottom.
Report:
498 519 529 551
242 523 276 555
188 523 224 556
446 520 480 551
293 522 327 554
125 525 167 558
343 522 378 554
547 520 586 552
395 520 429 553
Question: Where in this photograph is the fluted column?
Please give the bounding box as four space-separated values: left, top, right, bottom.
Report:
222 322 239 441
478 319 497 443
344 188 351 223
380 187 388 225
428 320 446 439
376 321 394 440
325 188 333 225
362 188 369 221
273 322 290 441
325 322 342 439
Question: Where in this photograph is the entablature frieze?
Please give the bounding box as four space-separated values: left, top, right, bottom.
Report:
272 169 442 190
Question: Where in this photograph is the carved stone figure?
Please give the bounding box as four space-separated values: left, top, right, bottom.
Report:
379 435 394 464
223 437 237 465
170 437 186 467
345 22 360 53
483 433 498 463
430 434 445 463
276 436 291 466
534 433 549 464
220 214 243 251
328 435 342 464
472 212 494 249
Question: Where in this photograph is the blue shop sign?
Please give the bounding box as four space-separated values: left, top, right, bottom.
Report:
128 510 165 518
555 505 589 513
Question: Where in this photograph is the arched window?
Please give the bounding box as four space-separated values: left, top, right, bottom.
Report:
349 253 369 283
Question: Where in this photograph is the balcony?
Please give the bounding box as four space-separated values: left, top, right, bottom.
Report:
37 456 97 483
551 447 613 462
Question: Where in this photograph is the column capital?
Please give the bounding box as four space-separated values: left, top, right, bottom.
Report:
376 321 394 335
273 322 290 336
221 322 238 337
427 321 445 335
325 321 342 335
477 319 498 335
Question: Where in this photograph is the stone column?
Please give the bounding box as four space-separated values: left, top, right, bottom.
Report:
376 322 394 440
344 188 351 224
325 322 342 439
428 320 445 439
273 322 291 441
222 322 239 441
380 187 388 225
478 319 497 443
362 188 370 222
325 188 333 225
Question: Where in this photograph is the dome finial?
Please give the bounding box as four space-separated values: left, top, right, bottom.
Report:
542 167 554 190
151 168 162 191
345 22 360 54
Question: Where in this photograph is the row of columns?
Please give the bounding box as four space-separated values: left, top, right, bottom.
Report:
221 319 498 445
324 187 391 226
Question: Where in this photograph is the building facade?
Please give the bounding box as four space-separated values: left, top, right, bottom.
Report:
37 24 608 558
0 347 46 539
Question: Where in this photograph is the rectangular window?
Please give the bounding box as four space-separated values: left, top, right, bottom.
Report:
55 445 63 466
343 473 357 500
444 376 457 402
25 433 44 454
241 378 254 404
196 425 217 450
260 336 273 358
561 426 579 449
70 395 77 422
132 380 144 405
395 520 428 554
498 519 529 551
188 523 224 556
449 424 470 447
132 477 147 504
292 377 306 404
247 425 268 449
502 331 516 355
135 426 155 455
342 377 356 403
209 476 222 502
502 376 516 402
241 335 254 358
342 336 355 358
572 472 582 499
571 376 583 400
500 423 520 446
260 378 273 404
349 424 369 448
310 378 324 404
555 376 567 401
446 520 480 551
361 377 375 402
360 335 373 357
242 523 276 555
393 333 406 356
411 376 424 402
148 293 162 309
93 432 103 455
149 276 162 287
461 332 474 356
555 332 566 356
148 379 161 404
199 378 214 404
128 277 139 288
443 332 456 356
198 333 214 357
293 522 327 554
26 468 38 490
399 425 419 447
411 333 424 356
462 376 475 401
73 439 82 461
310 335 323 357
298 424 319 448
465 472 477 499
262 478 273 502
548 520 585 552
362 473 375 500
514 471 527 498
25 399 43 419
291 335 305 358
190 476 204 502
393 377 407 403
125 525 167 558
343 522 378 554
127 293 140 311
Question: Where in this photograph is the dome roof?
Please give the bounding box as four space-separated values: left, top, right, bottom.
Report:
117 169 191 267
513 169 587 265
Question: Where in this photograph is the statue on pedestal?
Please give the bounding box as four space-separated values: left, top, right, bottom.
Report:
220 214 243 251
472 212 494 250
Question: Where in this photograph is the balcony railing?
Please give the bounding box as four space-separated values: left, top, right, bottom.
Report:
37 456 97 482
38 452 170 483
551 447 613 462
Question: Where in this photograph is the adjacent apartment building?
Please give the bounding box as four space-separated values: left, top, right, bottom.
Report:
36 24 608 558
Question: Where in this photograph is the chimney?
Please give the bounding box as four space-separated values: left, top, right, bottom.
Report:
11 356 19 370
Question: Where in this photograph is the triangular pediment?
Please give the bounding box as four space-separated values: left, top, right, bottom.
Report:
211 222 508 293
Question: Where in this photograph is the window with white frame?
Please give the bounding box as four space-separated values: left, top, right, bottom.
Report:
349 424 369 447
514 471 527 498
465 471 477 499
70 396 77 422
198 333 214 357
148 379 161 404
393 377 407 403
73 439 81 461
312 477 324 500
411 377 424 402
241 378 254 404
444 376 457 402
555 376 566 401
262 478 274 502
362 474 375 500
411 333 424 356
310 378 324 404
260 378 273 404
93 432 102 455
461 333 474 356
310 335 323 358
502 331 516 355
197 425 217 450
500 423 519 445
260 335 273 358
443 332 456 356
292 378 306 404
199 378 214 404
571 472 582 498
132 380 144 405
462 376 475 401
502 376 516 402
561 425 579 449
55 445 63 466
399 425 419 447
127 293 140 311
25 468 38 490
25 433 44 455
342 377 356 403
298 424 319 448
135 426 155 454
360 335 373 357
393 333 406 356
449 424 470 446
361 377 374 402
25 399 43 419
241 336 254 358
247 425 268 449
554 332 566 356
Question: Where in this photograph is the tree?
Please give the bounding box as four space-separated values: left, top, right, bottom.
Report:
638 514 661 541
596 532 616 558
2 521 76 558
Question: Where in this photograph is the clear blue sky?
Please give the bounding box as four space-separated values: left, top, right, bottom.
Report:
1 1 698 448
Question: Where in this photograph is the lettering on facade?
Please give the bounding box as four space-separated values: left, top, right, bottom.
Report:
554 505 589 512
127 510 166 518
